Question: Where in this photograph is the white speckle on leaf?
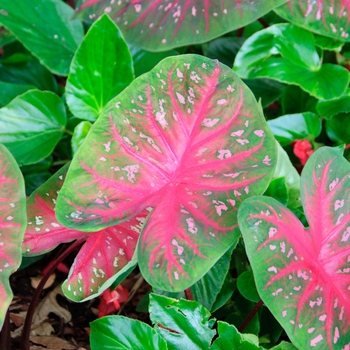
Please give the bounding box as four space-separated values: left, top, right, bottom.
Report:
231 130 244 137
329 178 339 191
176 92 185 104
6 216 13 221
51 222 60 227
335 199 344 210
217 99 227 105
134 4 141 12
218 150 232 160
223 173 239 178
172 239 184 255
269 244 276 251
212 200 228 216
202 118 219 127
269 227 277 238
35 216 44 225
254 130 264 137
268 266 277 273
174 271 179 280
310 334 323 347
186 217 197 234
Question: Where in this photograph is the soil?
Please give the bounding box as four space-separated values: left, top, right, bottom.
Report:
5 245 152 350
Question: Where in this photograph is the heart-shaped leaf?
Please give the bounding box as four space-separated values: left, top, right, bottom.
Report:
234 23 350 100
0 144 26 330
56 54 276 292
66 14 134 122
275 0 350 42
24 163 147 301
238 147 350 349
74 0 287 51
0 0 84 76
0 90 66 166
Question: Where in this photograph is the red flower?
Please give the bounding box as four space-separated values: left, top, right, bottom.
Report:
293 140 314 166
97 285 129 318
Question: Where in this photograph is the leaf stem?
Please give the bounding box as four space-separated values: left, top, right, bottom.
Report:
184 288 193 300
20 237 85 350
52 159 70 167
238 299 264 333
64 129 74 136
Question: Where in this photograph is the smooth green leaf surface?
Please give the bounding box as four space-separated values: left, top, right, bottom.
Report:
211 322 261 350
0 144 26 331
270 341 298 350
0 90 66 165
268 112 321 146
281 85 317 115
234 24 350 100
0 0 84 75
275 0 350 42
66 14 133 122
272 143 301 210
90 315 168 350
71 121 91 156
264 177 289 206
150 294 216 350
237 271 260 303
326 113 350 144
0 81 35 107
317 91 350 119
0 54 59 93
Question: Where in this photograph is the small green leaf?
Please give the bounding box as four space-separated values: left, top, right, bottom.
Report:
325 113 350 144
268 112 321 146
316 90 350 119
314 35 344 52
211 273 235 313
237 271 260 303
234 24 350 100
0 90 66 165
270 341 299 350
71 121 91 156
0 0 84 75
90 315 168 350
66 14 133 121
0 81 35 107
281 85 317 115
211 322 261 350
264 177 289 206
150 294 216 350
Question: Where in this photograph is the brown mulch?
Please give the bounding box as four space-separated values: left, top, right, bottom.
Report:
7 250 152 350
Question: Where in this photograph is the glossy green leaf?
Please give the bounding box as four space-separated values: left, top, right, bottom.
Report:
211 273 235 313
0 144 26 331
90 315 168 350
75 0 287 51
0 0 84 75
314 35 344 52
326 113 350 144
129 45 178 78
211 322 261 350
66 14 133 122
0 90 66 165
234 24 350 100
0 54 59 93
264 177 289 206
0 81 35 108
270 341 298 350
150 293 216 350
237 271 260 303
272 143 301 210
317 90 350 119
281 85 317 115
275 0 350 42
268 112 322 146
71 121 91 156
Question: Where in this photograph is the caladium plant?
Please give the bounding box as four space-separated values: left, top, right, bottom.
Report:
0 144 26 331
74 0 287 51
56 54 277 292
23 163 148 302
238 147 350 349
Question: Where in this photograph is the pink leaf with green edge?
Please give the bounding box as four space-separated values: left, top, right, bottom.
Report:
56 54 276 292
74 0 287 51
0 144 26 331
238 147 350 349
275 0 350 42
23 163 147 301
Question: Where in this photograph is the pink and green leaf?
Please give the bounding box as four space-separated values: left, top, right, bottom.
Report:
23 163 147 301
275 0 350 42
56 54 276 292
238 147 350 349
74 0 287 51
0 144 26 330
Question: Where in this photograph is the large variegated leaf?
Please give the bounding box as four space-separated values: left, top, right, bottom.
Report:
0 144 26 331
74 0 287 51
23 164 146 301
56 54 276 291
238 147 350 349
275 0 350 42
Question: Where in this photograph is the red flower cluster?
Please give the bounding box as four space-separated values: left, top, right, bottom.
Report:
292 140 314 166
97 285 129 318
